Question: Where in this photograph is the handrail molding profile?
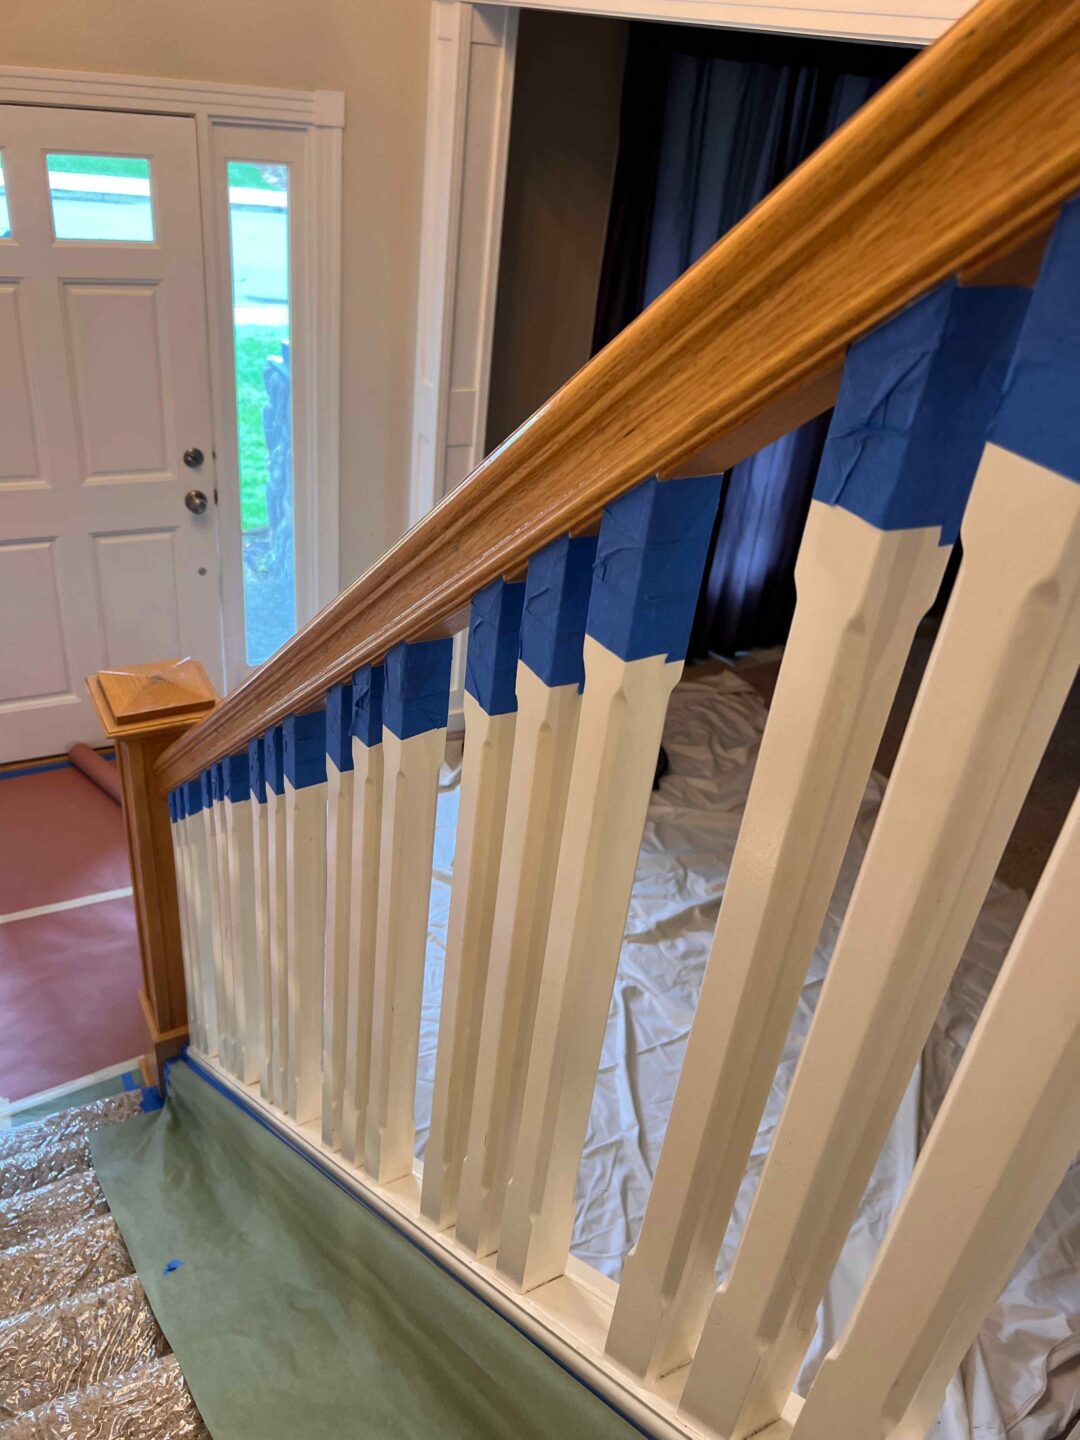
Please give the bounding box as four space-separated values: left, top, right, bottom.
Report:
157 0 1080 791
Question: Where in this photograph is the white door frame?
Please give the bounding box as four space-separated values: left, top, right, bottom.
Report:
409 0 969 532
0 67 344 690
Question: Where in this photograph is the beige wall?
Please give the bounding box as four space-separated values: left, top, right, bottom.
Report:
5 0 431 586
486 8 627 452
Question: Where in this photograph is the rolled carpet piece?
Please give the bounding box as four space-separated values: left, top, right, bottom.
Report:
68 744 121 805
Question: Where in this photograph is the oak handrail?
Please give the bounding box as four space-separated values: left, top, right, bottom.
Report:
157 0 1080 792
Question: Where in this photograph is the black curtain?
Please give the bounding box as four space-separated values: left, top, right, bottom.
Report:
594 26 915 657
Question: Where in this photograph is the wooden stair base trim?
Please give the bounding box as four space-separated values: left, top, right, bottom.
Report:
139 987 189 1089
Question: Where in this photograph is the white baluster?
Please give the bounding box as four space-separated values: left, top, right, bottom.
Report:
284 708 328 1124
183 776 218 1055
793 792 1080 1440
457 535 596 1259
680 446 1080 1439
224 751 261 1084
341 666 384 1165
365 639 452 1184
680 208 1080 1440
497 474 721 1293
249 736 274 1101
322 682 355 1148
265 726 289 1109
168 790 201 1053
422 580 524 1228
198 768 230 1064
608 280 1027 1384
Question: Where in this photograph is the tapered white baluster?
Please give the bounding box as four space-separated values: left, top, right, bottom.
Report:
607 282 1027 1384
284 708 328 1124
340 666 384 1166
681 206 1080 1440
793 793 1080 1440
264 726 289 1108
365 639 453 1183
212 762 241 1073
199 768 230 1064
168 790 201 1052
322 682 355 1148
184 776 218 1055
457 535 596 1258
497 474 721 1293
249 736 273 1100
422 579 524 1227
223 751 261 1084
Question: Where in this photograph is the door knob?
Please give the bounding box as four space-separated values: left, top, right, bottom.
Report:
185 489 209 516
183 447 205 469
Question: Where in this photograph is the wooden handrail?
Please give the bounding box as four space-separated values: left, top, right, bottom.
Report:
158 0 1080 792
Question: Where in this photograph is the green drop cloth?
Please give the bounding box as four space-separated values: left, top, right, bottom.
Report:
91 1059 643 1440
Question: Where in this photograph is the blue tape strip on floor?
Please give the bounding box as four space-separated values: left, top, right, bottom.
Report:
176 1053 654 1440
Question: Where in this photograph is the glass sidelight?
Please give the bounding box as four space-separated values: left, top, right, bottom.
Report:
225 160 296 667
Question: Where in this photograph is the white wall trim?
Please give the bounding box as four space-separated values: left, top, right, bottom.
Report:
455 0 966 44
0 67 344 689
0 67 345 127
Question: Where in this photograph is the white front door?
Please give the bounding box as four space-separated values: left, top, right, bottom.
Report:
0 104 223 762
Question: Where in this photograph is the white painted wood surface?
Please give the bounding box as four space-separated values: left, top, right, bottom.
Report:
498 638 684 1292
0 104 222 759
680 446 1080 1440
365 725 448 1182
792 791 1080 1440
265 748 290 1110
606 503 947 1381
285 772 328 1124
322 752 355 1148
422 695 516 1226
171 802 203 1053
410 2 518 521
201 776 231 1070
456 665 583 1257
210 771 239 1075
341 736 385 1164
249 749 274 1101
186 790 220 1058
224 790 261 1084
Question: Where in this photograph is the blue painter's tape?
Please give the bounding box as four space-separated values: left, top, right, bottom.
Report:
200 770 214 812
816 281 1030 544
383 639 453 740
223 750 250 803
248 735 267 804
140 1086 164 1113
520 535 597 690
212 761 226 805
163 1258 184 1275
284 708 327 790
351 665 384 748
990 197 1080 485
264 726 286 797
325 682 354 773
185 778 203 816
586 474 722 663
167 791 176 823
465 579 526 716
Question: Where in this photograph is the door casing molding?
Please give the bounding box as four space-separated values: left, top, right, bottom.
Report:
0 66 344 689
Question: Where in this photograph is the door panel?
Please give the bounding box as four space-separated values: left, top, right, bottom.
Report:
0 105 223 762
65 283 170 480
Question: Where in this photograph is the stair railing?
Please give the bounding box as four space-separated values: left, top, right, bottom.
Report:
97 1 1080 1435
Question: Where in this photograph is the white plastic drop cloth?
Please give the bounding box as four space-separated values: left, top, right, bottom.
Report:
413 669 1078 1440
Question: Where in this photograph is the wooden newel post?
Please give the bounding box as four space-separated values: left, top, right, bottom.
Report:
87 659 218 1087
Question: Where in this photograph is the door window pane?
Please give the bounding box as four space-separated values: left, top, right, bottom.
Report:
47 154 155 242
227 160 295 666
0 154 10 238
